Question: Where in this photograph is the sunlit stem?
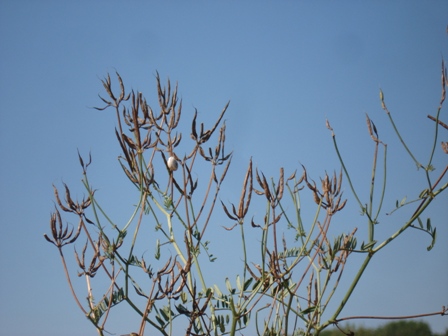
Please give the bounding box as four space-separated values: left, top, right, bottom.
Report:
239 221 248 299
86 275 96 317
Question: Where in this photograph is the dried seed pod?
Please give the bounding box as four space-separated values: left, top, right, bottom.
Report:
167 156 178 171
442 141 448 154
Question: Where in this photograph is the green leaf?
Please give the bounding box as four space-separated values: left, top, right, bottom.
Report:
236 275 242 291
206 287 213 297
321 256 330 270
361 240 377 251
225 277 232 293
160 307 170 321
333 236 341 256
347 236 357 250
427 228 437 251
180 291 187 304
426 218 432 232
252 278 262 291
155 315 165 327
219 315 225 332
243 278 254 291
155 239 160 260
417 217 424 229
243 312 249 326
175 304 190 316
400 196 407 206
220 295 229 308
425 164 435 172
300 306 316 315
214 284 222 297
127 254 140 266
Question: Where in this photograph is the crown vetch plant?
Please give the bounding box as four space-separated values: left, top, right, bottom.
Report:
45 60 447 335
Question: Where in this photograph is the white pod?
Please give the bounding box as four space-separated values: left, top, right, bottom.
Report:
167 156 178 171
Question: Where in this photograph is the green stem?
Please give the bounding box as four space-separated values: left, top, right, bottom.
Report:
367 140 379 242
325 253 372 328
373 144 388 222
373 186 444 252
324 182 447 330
330 132 365 212
426 106 442 172
383 106 422 169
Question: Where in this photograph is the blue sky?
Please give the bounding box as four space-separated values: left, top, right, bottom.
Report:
0 2 447 335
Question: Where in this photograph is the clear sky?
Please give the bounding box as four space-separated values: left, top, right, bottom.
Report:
0 2 447 336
